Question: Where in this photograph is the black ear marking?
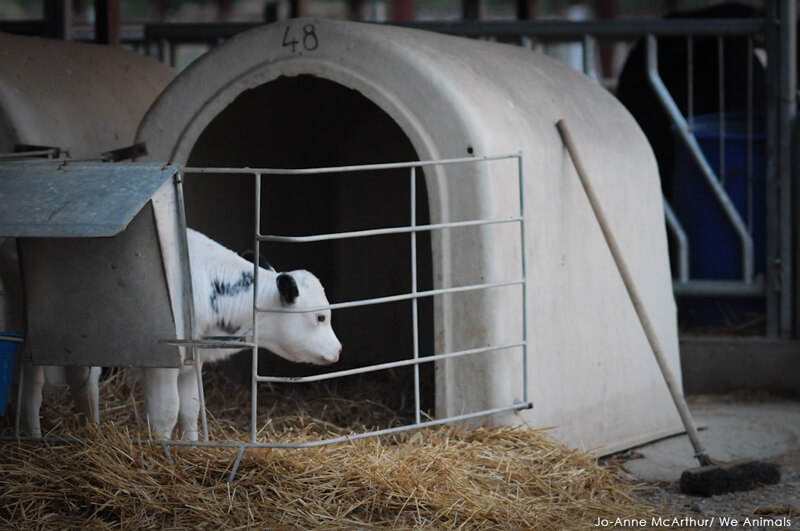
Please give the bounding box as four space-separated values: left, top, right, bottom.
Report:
240 249 274 271
276 273 299 305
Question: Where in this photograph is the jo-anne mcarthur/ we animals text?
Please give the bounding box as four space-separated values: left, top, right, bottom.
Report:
593 515 793 528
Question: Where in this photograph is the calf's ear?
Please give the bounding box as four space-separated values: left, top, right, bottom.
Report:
277 273 299 305
241 249 274 271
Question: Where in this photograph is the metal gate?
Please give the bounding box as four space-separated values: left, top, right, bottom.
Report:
160 153 529 481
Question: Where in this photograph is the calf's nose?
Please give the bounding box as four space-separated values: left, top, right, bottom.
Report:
330 344 342 363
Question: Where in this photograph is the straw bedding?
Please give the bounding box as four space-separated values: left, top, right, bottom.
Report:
1 365 656 529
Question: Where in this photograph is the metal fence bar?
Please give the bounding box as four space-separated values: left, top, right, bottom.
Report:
227 446 246 484
255 342 526 384
410 166 421 425
717 36 726 186
582 34 597 80
390 18 764 40
663 199 689 283
672 278 764 297
764 0 796 337
766 2 780 335
0 149 60 160
183 152 520 176
128 401 533 451
687 35 694 130
255 279 525 314
516 153 529 404
777 0 796 338
174 173 208 443
0 398 525 452
138 19 763 53
251 172 262 443
258 217 523 244
747 36 754 239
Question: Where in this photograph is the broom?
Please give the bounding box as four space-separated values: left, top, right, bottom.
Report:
556 119 780 496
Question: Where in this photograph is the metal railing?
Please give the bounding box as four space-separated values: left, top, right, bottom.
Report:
167 153 530 479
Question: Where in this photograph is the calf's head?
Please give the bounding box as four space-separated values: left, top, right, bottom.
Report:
257 270 341 365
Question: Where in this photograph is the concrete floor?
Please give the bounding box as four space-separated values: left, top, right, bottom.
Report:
625 396 800 483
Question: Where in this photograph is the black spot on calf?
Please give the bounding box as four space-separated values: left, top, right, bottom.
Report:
277 273 299 305
209 271 255 313
216 319 241 336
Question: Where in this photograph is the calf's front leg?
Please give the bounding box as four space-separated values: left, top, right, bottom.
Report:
177 364 202 441
141 367 180 439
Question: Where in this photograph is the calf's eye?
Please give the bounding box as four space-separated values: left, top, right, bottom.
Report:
317 314 326 323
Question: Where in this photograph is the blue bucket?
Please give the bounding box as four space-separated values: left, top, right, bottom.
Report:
672 113 766 326
0 332 22 416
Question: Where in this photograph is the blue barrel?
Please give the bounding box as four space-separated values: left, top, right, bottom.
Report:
672 113 765 327
672 113 765 279
0 332 22 416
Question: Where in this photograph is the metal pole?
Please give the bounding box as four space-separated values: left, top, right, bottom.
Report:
251 173 262 443
517 153 529 405
582 35 598 81
184 152 520 176
259 217 523 244
663 198 689 283
126 401 533 450
765 0 796 338
174 173 208 442
228 446 246 483
410 167 421 425
717 36 726 186
747 37 754 240
777 0 795 338
765 0 780 336
687 36 694 130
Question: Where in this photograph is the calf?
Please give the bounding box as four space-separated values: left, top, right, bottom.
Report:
3 230 341 440
141 229 342 440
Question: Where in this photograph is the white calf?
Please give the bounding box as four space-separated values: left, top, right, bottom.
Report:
0 238 100 437
142 229 342 440
2 230 341 440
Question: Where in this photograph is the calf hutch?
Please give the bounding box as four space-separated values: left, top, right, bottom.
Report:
0 32 174 159
136 18 682 454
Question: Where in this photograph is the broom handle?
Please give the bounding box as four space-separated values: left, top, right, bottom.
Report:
556 119 708 464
